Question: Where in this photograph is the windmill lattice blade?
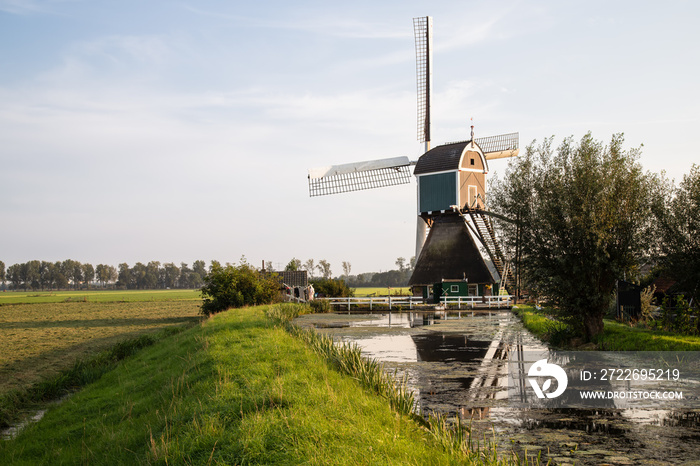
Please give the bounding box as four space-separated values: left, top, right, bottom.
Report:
413 16 432 144
308 157 412 197
474 132 519 154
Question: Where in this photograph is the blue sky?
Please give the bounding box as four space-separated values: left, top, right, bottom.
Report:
1 0 699 274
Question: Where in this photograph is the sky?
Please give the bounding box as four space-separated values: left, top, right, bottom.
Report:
1 0 699 275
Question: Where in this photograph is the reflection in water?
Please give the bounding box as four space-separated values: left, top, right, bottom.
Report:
296 310 700 464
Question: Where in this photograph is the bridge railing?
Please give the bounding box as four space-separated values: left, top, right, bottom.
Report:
319 295 513 311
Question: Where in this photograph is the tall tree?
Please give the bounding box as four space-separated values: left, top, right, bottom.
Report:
395 257 406 272
39 261 52 290
304 259 315 279
342 261 352 280
61 260 80 289
163 262 179 289
25 260 41 290
0 260 5 289
653 164 700 301
491 133 656 340
96 264 107 288
82 263 95 289
285 258 301 271
179 262 192 289
73 262 84 289
7 264 22 290
192 260 207 279
317 260 332 280
145 261 160 289
118 263 131 289
132 262 147 289
53 261 68 289
107 265 117 286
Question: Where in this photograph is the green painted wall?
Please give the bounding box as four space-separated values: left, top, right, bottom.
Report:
418 172 457 213
441 282 469 296
429 282 498 303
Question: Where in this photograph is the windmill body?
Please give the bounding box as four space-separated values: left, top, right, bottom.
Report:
307 16 519 300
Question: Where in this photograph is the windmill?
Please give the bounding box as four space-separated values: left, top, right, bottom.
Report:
307 16 519 299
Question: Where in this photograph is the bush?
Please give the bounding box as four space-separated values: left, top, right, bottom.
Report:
311 278 354 298
200 262 279 316
309 299 331 313
655 295 700 335
265 303 309 322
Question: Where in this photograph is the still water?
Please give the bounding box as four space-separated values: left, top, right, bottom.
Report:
295 310 700 465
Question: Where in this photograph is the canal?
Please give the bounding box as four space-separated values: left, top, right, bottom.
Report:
294 310 700 465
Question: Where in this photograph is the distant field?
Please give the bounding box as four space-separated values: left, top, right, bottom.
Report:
0 298 202 396
0 289 202 305
353 287 411 297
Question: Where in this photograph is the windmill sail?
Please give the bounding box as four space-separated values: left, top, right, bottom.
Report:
475 132 519 160
308 156 412 197
413 16 432 150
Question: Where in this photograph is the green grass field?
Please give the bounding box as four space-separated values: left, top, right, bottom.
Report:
0 306 469 464
0 292 202 396
352 286 411 297
515 304 700 351
0 289 202 305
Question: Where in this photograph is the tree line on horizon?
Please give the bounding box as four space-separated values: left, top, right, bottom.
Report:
0 256 419 292
281 256 416 288
0 260 209 291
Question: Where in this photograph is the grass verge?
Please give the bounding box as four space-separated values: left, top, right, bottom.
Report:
595 320 700 351
514 305 700 351
0 306 470 464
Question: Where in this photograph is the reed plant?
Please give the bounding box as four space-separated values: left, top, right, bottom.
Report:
266 303 417 417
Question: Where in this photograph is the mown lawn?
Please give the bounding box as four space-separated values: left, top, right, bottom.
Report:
1 307 465 465
0 289 202 304
0 300 201 396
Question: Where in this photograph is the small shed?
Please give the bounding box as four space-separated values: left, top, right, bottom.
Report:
413 140 489 214
616 280 643 321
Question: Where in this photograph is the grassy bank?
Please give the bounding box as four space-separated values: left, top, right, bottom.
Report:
515 305 700 351
1 306 471 464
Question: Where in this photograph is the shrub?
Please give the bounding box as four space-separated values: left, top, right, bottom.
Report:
656 295 700 335
311 278 354 298
200 261 278 316
640 284 656 322
309 299 331 313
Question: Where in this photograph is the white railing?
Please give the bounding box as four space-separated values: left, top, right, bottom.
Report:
320 295 513 311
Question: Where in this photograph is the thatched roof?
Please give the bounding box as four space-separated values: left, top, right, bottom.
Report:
409 215 496 286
